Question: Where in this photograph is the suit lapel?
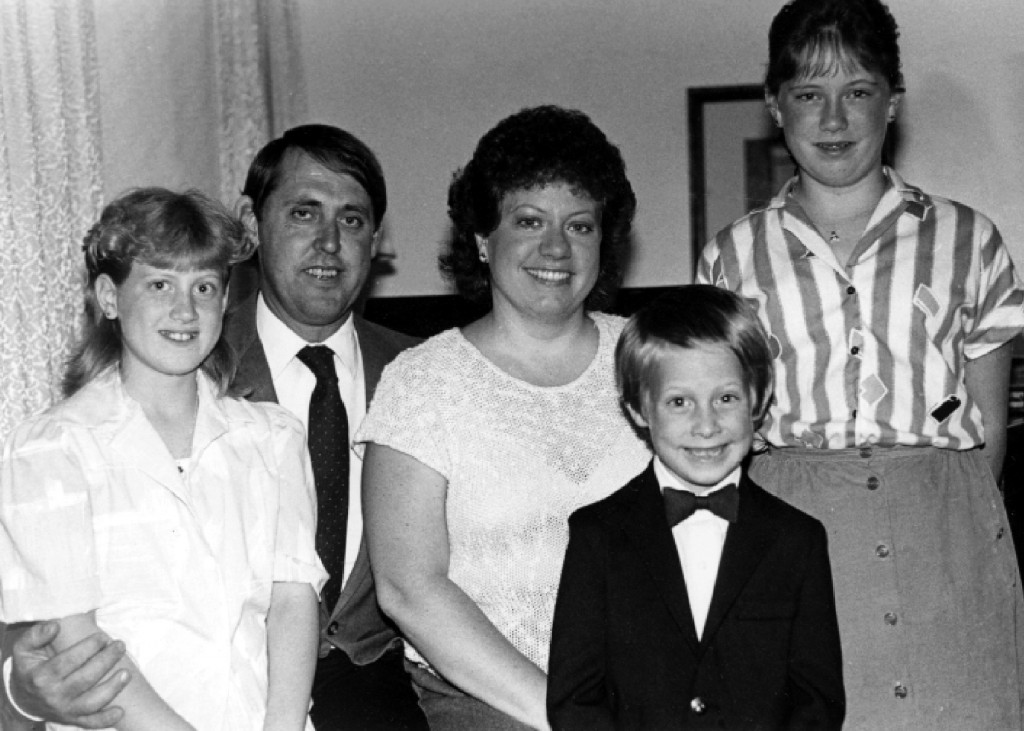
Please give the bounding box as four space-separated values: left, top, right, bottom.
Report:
700 476 778 646
224 293 278 404
354 316 388 404
620 465 701 650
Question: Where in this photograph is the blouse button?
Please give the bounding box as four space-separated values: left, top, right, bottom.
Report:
875 544 890 558
894 683 909 699
850 346 860 355
847 285 856 295
866 476 880 490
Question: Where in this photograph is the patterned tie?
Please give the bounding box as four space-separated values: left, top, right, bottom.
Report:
664 484 739 526
297 345 349 610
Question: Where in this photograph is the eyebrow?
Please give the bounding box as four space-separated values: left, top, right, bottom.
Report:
284 197 371 216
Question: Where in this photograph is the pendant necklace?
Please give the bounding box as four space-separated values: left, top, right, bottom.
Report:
829 230 840 244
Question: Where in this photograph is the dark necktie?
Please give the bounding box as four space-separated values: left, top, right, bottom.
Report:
297 345 349 610
664 483 739 526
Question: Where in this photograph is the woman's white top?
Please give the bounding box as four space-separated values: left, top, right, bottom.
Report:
357 312 650 670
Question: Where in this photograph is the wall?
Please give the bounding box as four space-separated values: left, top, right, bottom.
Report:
293 0 1024 298
96 0 220 200
94 0 1024 298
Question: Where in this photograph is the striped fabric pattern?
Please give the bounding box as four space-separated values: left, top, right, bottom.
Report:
697 168 1024 450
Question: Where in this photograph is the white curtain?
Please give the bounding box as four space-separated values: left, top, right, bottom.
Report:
214 0 308 205
0 0 306 437
0 0 103 438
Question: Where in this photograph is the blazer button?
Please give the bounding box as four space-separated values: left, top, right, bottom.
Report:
689 697 707 715
866 476 880 490
884 612 898 626
894 683 909 699
875 544 890 558
327 621 340 635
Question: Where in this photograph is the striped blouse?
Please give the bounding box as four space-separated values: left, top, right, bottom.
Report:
696 167 1024 450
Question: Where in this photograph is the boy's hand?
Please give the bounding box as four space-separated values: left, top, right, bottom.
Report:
7 622 129 727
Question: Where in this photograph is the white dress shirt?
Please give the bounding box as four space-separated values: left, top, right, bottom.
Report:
257 294 366 587
653 458 740 640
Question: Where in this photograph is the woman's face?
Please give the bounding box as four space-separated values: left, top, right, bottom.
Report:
96 261 228 386
477 183 602 325
767 54 901 193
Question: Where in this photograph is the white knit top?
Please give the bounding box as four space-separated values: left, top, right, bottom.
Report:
356 312 650 670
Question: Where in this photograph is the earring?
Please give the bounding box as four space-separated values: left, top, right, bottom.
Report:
887 114 896 123
104 309 116 319
479 250 488 263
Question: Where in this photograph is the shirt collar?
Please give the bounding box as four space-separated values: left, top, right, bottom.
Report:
256 292 358 379
772 166 932 222
653 457 741 497
81 367 238 462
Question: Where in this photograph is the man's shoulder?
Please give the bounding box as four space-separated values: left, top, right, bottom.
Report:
223 293 260 351
354 314 422 355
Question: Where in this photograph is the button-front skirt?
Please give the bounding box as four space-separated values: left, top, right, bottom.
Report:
751 446 1023 731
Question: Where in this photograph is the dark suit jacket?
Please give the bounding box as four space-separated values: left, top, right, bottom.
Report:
548 463 844 731
223 293 419 665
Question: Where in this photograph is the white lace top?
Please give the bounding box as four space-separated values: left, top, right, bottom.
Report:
357 312 650 671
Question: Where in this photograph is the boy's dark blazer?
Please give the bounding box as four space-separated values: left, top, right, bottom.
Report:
548 462 844 731
224 292 420 664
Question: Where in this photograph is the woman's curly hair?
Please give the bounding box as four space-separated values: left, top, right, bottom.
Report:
64 187 254 397
440 105 636 310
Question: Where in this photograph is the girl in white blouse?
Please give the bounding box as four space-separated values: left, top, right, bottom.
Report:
0 188 326 731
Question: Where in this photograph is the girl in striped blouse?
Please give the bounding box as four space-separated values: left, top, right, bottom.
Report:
698 0 1024 728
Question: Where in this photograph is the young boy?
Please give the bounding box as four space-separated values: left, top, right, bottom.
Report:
547 286 844 730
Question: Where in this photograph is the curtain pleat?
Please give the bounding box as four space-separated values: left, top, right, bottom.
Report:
0 0 103 438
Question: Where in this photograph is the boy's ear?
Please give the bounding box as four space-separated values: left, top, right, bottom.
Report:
625 401 649 430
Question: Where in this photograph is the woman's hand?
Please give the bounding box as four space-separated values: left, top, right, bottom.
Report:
363 443 550 730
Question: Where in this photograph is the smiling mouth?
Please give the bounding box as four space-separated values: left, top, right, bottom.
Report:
686 446 727 459
162 331 198 342
816 142 854 153
305 267 340 281
526 268 571 283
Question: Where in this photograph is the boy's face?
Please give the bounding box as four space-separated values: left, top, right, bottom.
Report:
628 342 754 491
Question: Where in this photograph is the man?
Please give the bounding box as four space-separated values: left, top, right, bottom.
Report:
2 125 426 730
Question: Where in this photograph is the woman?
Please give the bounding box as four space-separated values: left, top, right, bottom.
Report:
0 189 326 730
358 106 650 730
697 1 1024 728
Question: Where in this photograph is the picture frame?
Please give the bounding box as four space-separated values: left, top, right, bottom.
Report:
687 84 793 274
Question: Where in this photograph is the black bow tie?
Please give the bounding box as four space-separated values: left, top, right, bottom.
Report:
664 484 739 525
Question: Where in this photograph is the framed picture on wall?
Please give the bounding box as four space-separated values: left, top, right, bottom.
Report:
688 84 794 274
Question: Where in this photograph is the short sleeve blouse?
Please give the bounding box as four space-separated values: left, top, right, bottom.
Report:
356 312 650 670
697 168 1024 450
0 368 326 730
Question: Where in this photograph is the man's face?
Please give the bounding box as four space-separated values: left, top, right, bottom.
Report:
240 149 380 342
